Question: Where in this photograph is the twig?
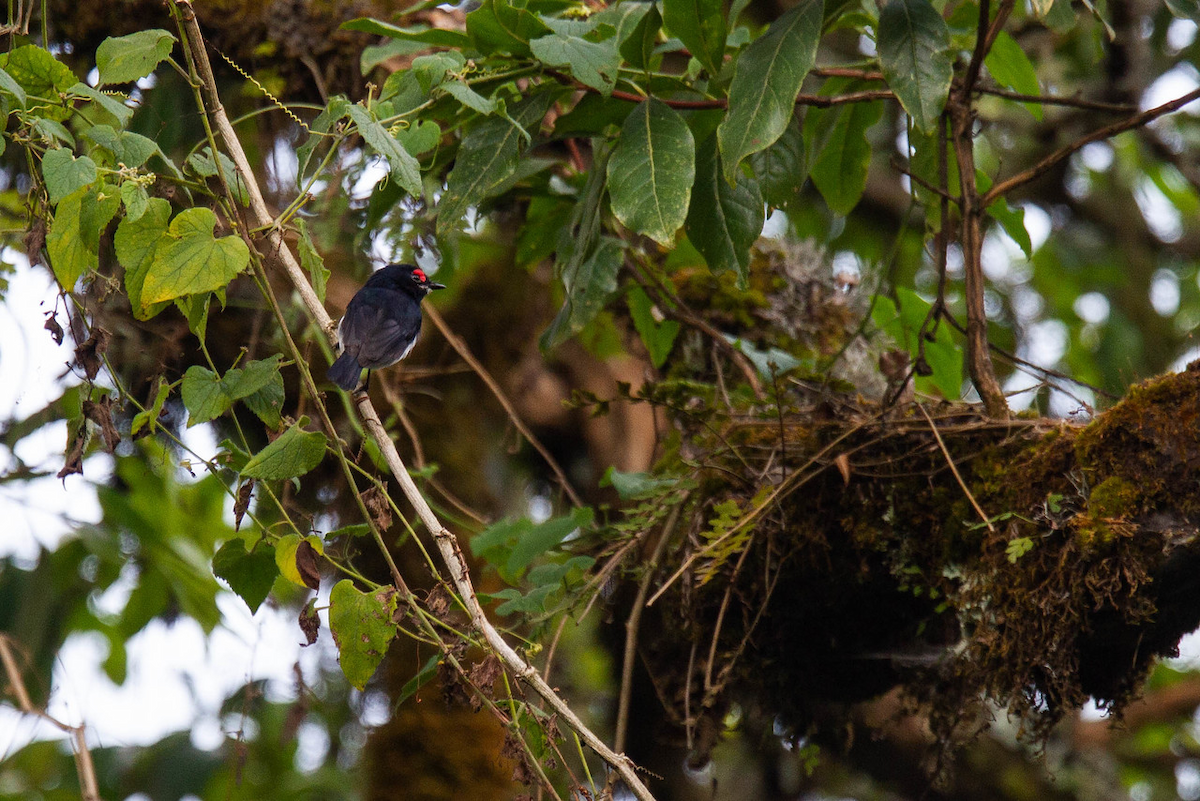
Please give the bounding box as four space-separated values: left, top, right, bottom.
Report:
0 635 101 801
627 261 765 399
978 86 1137 113
548 70 893 111
615 504 683 753
916 403 994 532
982 86 1200 204
173 5 655 798
425 305 584 507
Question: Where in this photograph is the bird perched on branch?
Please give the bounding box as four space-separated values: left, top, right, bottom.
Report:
327 263 445 391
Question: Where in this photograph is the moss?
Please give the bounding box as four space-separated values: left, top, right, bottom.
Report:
1087 476 1140 519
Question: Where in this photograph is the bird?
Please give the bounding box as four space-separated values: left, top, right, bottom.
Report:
327 263 446 391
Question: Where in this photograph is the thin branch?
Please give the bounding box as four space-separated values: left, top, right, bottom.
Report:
978 85 1137 113
983 86 1200 205
627 261 765 399
173 5 655 798
0 635 100 801
916 403 994 532
549 70 893 111
424 305 584 508
891 156 958 202
961 0 993 99
615 504 683 753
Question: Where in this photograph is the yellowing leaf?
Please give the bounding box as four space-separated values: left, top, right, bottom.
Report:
141 207 249 306
328 580 398 690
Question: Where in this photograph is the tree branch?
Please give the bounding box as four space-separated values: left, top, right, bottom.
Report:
424 304 584 507
982 86 1200 205
174 5 656 798
0 634 100 801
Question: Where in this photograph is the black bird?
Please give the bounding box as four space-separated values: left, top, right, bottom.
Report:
327 264 445 391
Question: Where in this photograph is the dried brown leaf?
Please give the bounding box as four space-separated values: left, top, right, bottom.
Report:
299 598 320 646
82 395 120 453
234 480 254 531
295 540 321 591
75 327 110 381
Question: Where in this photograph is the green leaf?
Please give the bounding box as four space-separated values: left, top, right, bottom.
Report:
181 366 230 427
439 92 557 237
394 120 441 156
225 355 285 400
243 372 285 430
115 197 172 319
410 51 466 92
131 377 172 437
46 189 93 289
212 539 277 614
187 147 248 203
341 17 473 48
1165 0 1200 19
662 0 727 75
471 508 594 584
906 119 958 230
42 149 98 205
988 197 1031 258
241 417 327 480
531 31 620 95
79 185 121 252
541 237 625 348
296 219 329 303
601 466 680 499
750 112 804 210
0 65 27 107
872 288 961 398
717 0 823 182
984 32 1041 120
466 0 552 57
627 285 681 368
329 580 398 690
67 82 134 126
120 181 150 222
84 125 163 170
0 46 76 120
346 104 423 197
141 207 250 306
618 3 663 70
96 29 177 86
878 0 952 133
686 135 764 280
803 93 883 214
440 79 500 114
608 99 696 246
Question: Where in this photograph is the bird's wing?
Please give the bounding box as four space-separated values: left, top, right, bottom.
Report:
340 290 422 369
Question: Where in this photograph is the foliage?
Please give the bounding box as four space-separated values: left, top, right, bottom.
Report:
2 0 1200 798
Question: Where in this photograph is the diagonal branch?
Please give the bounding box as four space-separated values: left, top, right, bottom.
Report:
424 305 584 507
983 87 1200 205
0 635 100 801
173 4 655 798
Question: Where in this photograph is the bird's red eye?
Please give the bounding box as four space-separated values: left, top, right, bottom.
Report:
412 269 428 283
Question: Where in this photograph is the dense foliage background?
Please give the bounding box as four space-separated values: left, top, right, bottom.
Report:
3 0 1200 799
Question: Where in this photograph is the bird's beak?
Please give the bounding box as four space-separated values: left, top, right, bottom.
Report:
427 282 447 290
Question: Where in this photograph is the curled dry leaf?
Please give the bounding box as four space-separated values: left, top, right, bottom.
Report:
299 598 320 646
234 480 254 531
74 327 111 381
425 584 451 617
82 395 120 453
295 539 321 591
43 311 64 345
363 484 392 531
834 453 852 485
57 422 86 480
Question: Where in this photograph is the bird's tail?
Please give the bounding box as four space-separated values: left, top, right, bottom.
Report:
327 351 363 390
